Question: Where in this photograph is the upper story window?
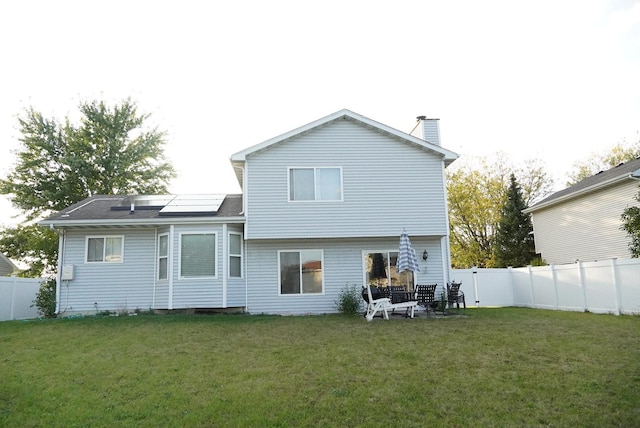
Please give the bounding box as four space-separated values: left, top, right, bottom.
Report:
86 236 124 263
289 167 342 201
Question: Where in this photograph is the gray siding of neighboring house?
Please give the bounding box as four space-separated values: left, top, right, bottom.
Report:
244 119 448 240
0 258 14 276
244 236 444 315
60 229 156 314
531 180 638 264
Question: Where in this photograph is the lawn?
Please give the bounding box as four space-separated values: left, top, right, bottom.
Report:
1 308 639 427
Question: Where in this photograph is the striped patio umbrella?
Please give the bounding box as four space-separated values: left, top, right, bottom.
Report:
396 229 420 287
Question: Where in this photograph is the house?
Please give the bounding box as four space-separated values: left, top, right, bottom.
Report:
40 109 459 315
524 158 640 264
0 252 17 276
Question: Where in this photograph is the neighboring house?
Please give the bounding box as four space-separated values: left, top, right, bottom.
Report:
524 158 640 265
40 109 459 315
0 252 17 276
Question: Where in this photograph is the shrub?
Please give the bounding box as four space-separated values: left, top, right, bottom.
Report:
32 277 57 318
335 283 363 315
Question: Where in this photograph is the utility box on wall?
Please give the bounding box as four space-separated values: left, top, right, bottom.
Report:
61 264 74 281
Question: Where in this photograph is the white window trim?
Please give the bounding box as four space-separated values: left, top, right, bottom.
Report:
178 232 217 280
287 167 343 202
277 249 325 296
228 231 243 279
85 235 124 264
157 233 169 281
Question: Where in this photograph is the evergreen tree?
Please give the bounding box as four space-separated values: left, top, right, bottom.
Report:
493 174 536 267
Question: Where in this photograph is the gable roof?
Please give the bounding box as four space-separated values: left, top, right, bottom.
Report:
40 194 244 227
0 252 17 276
525 157 640 213
230 109 459 186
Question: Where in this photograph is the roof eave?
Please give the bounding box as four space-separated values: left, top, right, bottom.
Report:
524 174 632 213
39 216 246 228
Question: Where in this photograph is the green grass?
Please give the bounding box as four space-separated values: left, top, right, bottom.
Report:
1 308 639 427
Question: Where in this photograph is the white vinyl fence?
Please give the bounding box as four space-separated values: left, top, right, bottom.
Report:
452 258 640 315
0 277 41 321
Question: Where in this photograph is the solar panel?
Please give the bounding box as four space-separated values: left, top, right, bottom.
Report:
112 195 176 210
159 194 226 215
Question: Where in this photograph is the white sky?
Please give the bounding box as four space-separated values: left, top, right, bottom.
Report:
1 0 639 227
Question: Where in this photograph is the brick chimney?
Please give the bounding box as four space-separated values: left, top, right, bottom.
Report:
410 116 441 146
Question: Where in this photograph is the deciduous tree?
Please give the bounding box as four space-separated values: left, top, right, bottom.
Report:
0 99 176 276
621 189 640 257
567 139 640 186
447 154 552 268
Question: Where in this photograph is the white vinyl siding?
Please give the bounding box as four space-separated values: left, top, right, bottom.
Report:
530 180 638 264
244 119 448 239
246 237 443 315
86 236 124 263
62 229 155 312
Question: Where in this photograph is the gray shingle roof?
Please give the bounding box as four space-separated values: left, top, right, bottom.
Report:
527 157 640 212
41 194 244 225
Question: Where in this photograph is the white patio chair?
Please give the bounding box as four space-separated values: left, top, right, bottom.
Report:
364 283 417 321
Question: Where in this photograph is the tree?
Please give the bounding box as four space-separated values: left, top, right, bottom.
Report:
447 154 552 268
493 174 536 267
567 139 640 186
0 99 176 276
621 188 640 257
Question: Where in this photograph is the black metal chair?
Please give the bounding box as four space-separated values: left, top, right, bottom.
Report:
447 281 466 311
415 284 438 316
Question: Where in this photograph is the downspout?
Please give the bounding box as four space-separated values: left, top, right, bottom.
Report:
51 224 64 315
152 228 158 310
441 160 453 284
238 165 249 313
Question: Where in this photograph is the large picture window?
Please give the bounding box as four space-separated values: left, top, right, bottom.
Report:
279 250 323 294
180 233 216 278
229 232 242 278
158 234 168 280
86 236 123 263
289 167 342 201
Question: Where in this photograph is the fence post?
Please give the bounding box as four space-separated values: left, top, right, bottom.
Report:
551 264 559 310
577 261 587 312
528 265 535 308
472 266 479 308
611 259 621 315
10 276 17 321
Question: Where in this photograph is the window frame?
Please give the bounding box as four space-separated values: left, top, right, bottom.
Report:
85 235 124 264
157 233 169 281
228 232 243 279
288 167 343 202
278 249 325 295
178 232 217 280
362 250 413 289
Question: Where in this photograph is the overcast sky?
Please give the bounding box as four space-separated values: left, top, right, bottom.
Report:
1 0 639 227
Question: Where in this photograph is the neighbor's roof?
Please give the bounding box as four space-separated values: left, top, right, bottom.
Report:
40 194 244 227
230 109 459 185
524 157 640 213
0 252 17 275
